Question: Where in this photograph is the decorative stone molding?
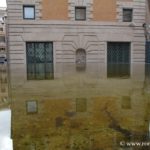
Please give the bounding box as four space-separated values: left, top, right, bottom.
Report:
62 33 101 63
22 0 42 20
22 0 36 3
68 0 93 21
117 0 146 23
116 0 134 22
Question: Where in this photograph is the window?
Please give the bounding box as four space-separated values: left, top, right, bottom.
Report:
26 100 38 113
0 36 5 42
76 98 87 112
107 42 130 78
0 57 7 64
76 49 86 71
75 7 86 20
1 85 6 93
0 48 5 51
23 5 35 19
27 143 36 150
26 42 53 80
121 96 131 109
123 9 133 22
0 28 3 31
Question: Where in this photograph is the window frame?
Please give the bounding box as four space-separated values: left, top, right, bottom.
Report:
23 5 35 20
76 98 87 113
26 42 54 80
107 42 131 78
123 8 133 22
75 6 86 21
26 100 38 114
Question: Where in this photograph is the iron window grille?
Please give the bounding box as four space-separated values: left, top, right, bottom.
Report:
26 42 54 80
107 42 130 78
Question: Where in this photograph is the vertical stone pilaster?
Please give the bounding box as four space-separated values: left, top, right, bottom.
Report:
36 0 42 20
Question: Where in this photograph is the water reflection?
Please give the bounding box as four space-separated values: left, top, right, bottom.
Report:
0 109 13 150
0 63 8 108
9 63 150 149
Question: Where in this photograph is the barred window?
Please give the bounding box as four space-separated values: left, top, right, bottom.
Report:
123 9 133 22
26 42 53 80
107 42 130 78
75 7 86 20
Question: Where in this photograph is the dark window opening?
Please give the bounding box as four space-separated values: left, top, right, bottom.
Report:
26 42 53 80
76 98 87 112
76 49 86 71
123 9 133 22
75 7 86 20
0 48 5 51
107 42 130 78
121 96 131 109
0 36 5 42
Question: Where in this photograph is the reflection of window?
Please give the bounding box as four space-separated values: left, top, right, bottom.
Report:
26 42 53 80
0 36 5 42
27 143 36 150
76 98 87 112
121 96 131 109
23 5 35 19
76 49 86 71
1 86 6 93
123 9 133 22
107 42 130 78
75 7 86 20
26 100 38 113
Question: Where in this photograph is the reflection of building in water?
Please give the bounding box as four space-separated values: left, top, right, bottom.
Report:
0 8 8 106
11 74 149 150
6 0 150 149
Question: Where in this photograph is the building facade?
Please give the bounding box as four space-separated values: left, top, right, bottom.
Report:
6 0 146 83
6 0 150 149
0 8 8 107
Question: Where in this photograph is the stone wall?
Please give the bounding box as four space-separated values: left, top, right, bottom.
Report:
6 21 145 87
